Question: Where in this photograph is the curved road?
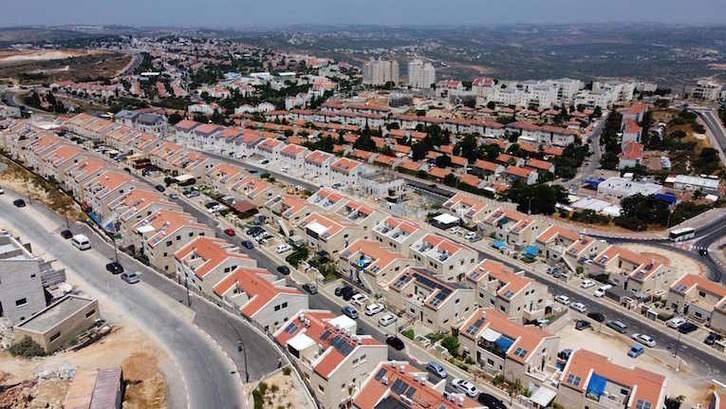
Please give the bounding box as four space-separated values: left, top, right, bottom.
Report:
0 191 246 409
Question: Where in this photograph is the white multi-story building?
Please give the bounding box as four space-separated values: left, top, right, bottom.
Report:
407 59 436 89
692 80 723 101
362 59 399 86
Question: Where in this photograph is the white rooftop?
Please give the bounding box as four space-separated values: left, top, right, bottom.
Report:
287 332 316 351
306 221 329 236
433 213 460 225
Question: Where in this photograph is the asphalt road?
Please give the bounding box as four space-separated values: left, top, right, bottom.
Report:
695 109 726 165
0 191 280 409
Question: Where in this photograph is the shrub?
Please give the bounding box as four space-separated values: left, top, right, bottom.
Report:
441 336 460 357
270 384 279 393
252 390 263 409
402 329 415 340
282 367 291 376
9 337 45 358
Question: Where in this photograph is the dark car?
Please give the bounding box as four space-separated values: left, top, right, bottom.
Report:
105 262 124 274
575 320 592 331
342 288 356 301
205 201 219 209
241 240 254 249
386 336 405 351
60 229 73 239
335 285 351 297
678 322 698 334
154 184 166 193
13 199 26 207
478 393 506 409
277 265 291 275
705 332 723 345
588 311 606 323
302 283 318 294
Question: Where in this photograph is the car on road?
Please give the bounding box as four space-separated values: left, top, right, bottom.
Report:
451 378 480 398
276 244 292 254
364 303 384 316
426 361 448 379
302 283 318 294
449 226 460 235
121 271 140 284
478 393 506 409
351 293 369 306
667 316 686 329
588 311 606 322
169 193 179 200
631 333 656 347
580 279 596 289
705 332 723 346
606 320 628 334
241 240 254 249
13 199 26 207
154 184 166 193
385 335 405 351
678 322 698 334
224 228 236 236
276 265 291 275
183 189 200 198
341 305 358 319
575 320 591 331
60 229 73 239
378 313 397 327
464 231 477 241
628 344 645 358
554 294 571 305
570 302 587 313
0 187 4 194
594 284 612 297
105 262 124 274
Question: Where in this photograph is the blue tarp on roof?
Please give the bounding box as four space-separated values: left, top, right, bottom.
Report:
524 245 540 258
586 372 607 397
584 178 605 188
655 192 677 204
492 240 508 250
495 335 515 353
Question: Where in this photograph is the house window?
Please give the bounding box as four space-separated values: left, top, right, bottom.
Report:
282 302 288 308
166 241 172 247
50 332 61 342
189 232 194 237
176 235 181 241
15 298 27 307
85 309 96 318
274 305 280 311
318 385 325 393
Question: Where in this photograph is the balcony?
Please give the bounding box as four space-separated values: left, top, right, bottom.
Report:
477 339 508 359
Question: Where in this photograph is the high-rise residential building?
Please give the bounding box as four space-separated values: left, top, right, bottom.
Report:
692 80 723 101
362 59 399 86
407 59 436 89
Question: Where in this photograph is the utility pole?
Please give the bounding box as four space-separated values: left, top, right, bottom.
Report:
230 322 250 383
673 331 682 359
184 275 191 307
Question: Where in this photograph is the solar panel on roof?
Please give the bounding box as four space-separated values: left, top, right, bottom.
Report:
320 330 332 341
405 386 416 398
374 368 387 381
391 379 403 394
284 323 298 334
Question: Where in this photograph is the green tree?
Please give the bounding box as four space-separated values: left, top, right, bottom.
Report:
441 336 460 357
435 154 452 168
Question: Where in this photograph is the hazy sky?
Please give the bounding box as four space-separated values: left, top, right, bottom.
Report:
3 0 726 28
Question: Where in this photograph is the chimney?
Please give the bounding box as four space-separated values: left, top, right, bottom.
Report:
304 319 310 327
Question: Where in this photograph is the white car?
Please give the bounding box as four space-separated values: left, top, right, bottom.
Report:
0 187 4 195
351 293 369 306
464 231 477 241
570 302 587 313
667 316 686 329
378 313 397 327
364 303 384 316
451 378 479 398
555 295 571 305
631 333 656 347
580 279 596 289
594 285 612 297
276 244 292 254
449 226 460 234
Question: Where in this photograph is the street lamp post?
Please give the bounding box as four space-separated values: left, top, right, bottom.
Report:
527 196 535 215
229 322 250 383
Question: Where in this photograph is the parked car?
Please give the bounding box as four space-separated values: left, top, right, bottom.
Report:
678 322 698 334
0 187 4 194
169 193 179 200
60 229 73 239
302 283 318 294
341 305 359 319
705 332 723 346
448 226 460 235
154 184 166 193
575 320 592 331
464 231 477 241
426 361 448 379
276 244 292 254
594 284 612 297
205 201 220 209
451 378 479 398
13 199 26 207
121 271 140 284
184 189 200 198
342 288 356 301
364 303 384 316
105 262 124 274
385 335 405 351
667 316 686 329
580 279 596 289
631 333 656 347
606 320 628 334
276 265 291 275
628 344 645 358
588 311 606 323
224 228 236 236
335 285 351 297
350 293 368 306
378 313 397 327
555 294 571 305
570 302 587 313
241 240 254 249
246 226 263 236
478 393 507 409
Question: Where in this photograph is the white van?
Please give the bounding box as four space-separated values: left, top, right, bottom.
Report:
594 284 612 297
71 234 91 250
